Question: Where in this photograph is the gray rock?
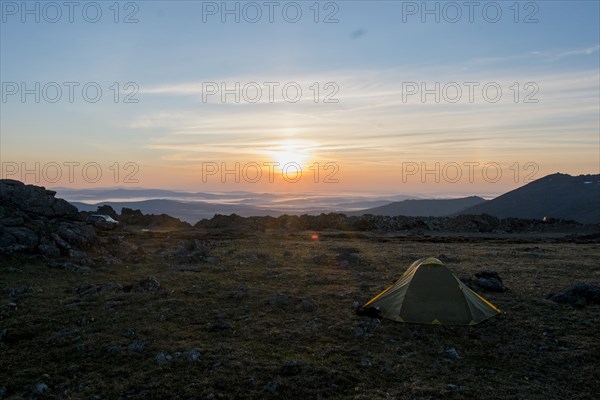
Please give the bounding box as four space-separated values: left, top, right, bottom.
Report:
477 277 506 292
208 321 231 332
301 298 317 312
38 243 60 256
51 233 71 250
127 342 146 352
354 326 365 337
0 217 24 227
0 179 78 217
360 358 373 368
68 249 88 259
5 286 33 298
339 259 350 269
132 276 161 292
547 282 600 307
33 383 48 394
73 283 124 296
262 382 279 396
4 227 38 250
281 359 301 376
230 285 248 299
447 384 459 391
270 292 291 308
444 347 462 360
0 386 7 399
156 352 170 364
184 349 201 362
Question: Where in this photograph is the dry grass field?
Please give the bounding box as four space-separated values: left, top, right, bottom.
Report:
1 229 599 399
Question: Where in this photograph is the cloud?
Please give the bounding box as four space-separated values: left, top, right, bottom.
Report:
129 60 599 166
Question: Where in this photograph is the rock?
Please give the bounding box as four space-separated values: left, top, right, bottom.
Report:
173 239 211 262
0 386 7 399
0 329 6 342
68 249 89 259
156 352 170 364
474 269 506 292
354 326 365 337
208 321 231 332
280 359 301 376
48 261 89 272
1 217 24 227
475 269 503 283
301 298 317 312
547 282 600 307
32 383 48 394
127 342 146 352
73 283 123 296
262 382 279 396
4 227 38 250
270 292 292 308
447 384 459 391
184 349 201 362
339 260 350 269
0 179 78 217
38 243 60 256
5 286 33 298
360 358 373 368
51 233 71 250
477 277 506 292
444 347 462 360
230 285 248 299
132 276 161 292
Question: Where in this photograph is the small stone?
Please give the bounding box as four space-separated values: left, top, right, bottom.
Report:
5 286 33 298
354 327 365 337
263 382 279 395
156 352 169 364
360 358 373 368
132 276 161 292
447 384 459 391
339 260 350 269
444 347 462 360
185 349 201 362
33 383 48 394
281 359 301 376
127 341 146 352
301 298 317 312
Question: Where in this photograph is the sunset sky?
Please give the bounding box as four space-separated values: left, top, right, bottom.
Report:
1 1 599 196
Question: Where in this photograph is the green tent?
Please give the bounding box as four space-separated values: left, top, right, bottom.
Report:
361 257 500 325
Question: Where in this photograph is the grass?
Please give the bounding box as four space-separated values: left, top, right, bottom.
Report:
1 230 599 399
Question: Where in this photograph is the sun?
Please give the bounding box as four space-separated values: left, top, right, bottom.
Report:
268 141 312 172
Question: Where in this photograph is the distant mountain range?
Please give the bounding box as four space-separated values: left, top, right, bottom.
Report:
348 196 486 217
458 173 600 223
62 173 600 224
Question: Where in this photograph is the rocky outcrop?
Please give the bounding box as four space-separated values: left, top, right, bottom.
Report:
0 179 96 256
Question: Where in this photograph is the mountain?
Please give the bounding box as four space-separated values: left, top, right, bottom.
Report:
72 199 283 224
348 196 486 217
459 173 600 223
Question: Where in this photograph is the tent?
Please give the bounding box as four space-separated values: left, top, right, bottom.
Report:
359 257 500 325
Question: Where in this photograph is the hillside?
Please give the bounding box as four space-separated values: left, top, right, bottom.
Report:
349 196 486 217
460 173 600 223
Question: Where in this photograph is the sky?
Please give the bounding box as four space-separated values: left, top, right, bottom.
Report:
1 0 599 197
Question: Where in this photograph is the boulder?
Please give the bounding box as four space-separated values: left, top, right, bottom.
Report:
547 282 600 307
0 179 78 217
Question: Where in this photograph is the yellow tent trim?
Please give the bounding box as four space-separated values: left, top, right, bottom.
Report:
431 319 441 325
421 257 443 265
472 291 501 313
